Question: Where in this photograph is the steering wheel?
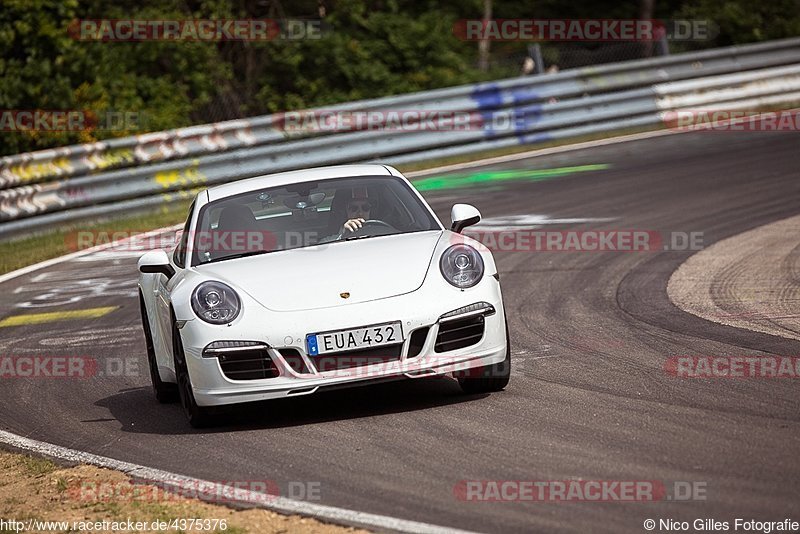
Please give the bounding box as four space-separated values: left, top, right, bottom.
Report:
337 219 397 240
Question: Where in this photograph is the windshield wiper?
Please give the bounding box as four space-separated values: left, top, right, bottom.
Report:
202 249 274 264
344 234 381 241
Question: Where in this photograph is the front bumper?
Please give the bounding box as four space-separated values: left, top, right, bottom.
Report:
178 278 507 407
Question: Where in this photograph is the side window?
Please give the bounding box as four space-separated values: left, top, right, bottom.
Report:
173 201 195 269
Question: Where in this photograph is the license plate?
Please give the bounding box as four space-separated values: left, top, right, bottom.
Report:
306 321 402 356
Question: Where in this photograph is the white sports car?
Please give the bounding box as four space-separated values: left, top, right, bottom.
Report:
138 164 510 426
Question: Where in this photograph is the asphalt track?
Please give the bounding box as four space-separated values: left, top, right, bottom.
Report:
1 131 799 533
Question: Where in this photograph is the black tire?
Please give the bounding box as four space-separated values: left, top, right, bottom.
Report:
456 317 511 394
171 317 215 428
139 294 178 403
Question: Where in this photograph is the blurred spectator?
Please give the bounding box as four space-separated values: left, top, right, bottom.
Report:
521 56 535 75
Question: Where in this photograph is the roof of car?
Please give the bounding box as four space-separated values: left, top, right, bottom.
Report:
205 164 399 202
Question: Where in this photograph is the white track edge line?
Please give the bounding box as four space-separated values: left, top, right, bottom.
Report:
0 430 477 534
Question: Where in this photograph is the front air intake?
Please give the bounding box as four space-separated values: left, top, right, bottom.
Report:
406 327 430 359
279 348 313 374
310 345 403 372
203 342 279 380
434 315 485 353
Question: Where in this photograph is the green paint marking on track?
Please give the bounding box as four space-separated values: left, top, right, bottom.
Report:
412 164 611 192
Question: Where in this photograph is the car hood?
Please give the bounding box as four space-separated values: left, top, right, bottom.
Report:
195 231 443 312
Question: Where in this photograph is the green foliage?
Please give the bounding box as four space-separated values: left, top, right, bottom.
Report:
0 0 229 155
0 0 798 156
675 0 800 46
245 0 488 112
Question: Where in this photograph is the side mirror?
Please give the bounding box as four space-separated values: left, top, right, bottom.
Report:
450 204 481 233
138 250 175 279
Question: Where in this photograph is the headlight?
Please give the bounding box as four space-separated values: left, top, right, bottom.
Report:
191 281 241 324
440 244 484 288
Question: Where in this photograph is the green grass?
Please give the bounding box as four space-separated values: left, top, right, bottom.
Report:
0 202 191 276
17 455 58 477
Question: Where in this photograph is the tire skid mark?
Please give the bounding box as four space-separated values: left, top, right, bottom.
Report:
668 214 800 342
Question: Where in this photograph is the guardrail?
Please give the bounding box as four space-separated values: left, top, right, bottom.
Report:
1 37 799 239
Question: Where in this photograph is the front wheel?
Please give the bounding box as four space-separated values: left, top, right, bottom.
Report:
456 318 511 394
172 319 215 428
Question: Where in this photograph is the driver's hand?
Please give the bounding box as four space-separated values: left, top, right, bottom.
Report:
342 218 365 233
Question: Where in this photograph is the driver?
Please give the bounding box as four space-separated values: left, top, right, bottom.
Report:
318 186 389 244
342 197 372 233
340 187 374 235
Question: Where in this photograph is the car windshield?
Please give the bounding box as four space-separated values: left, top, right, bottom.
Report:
192 175 440 265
